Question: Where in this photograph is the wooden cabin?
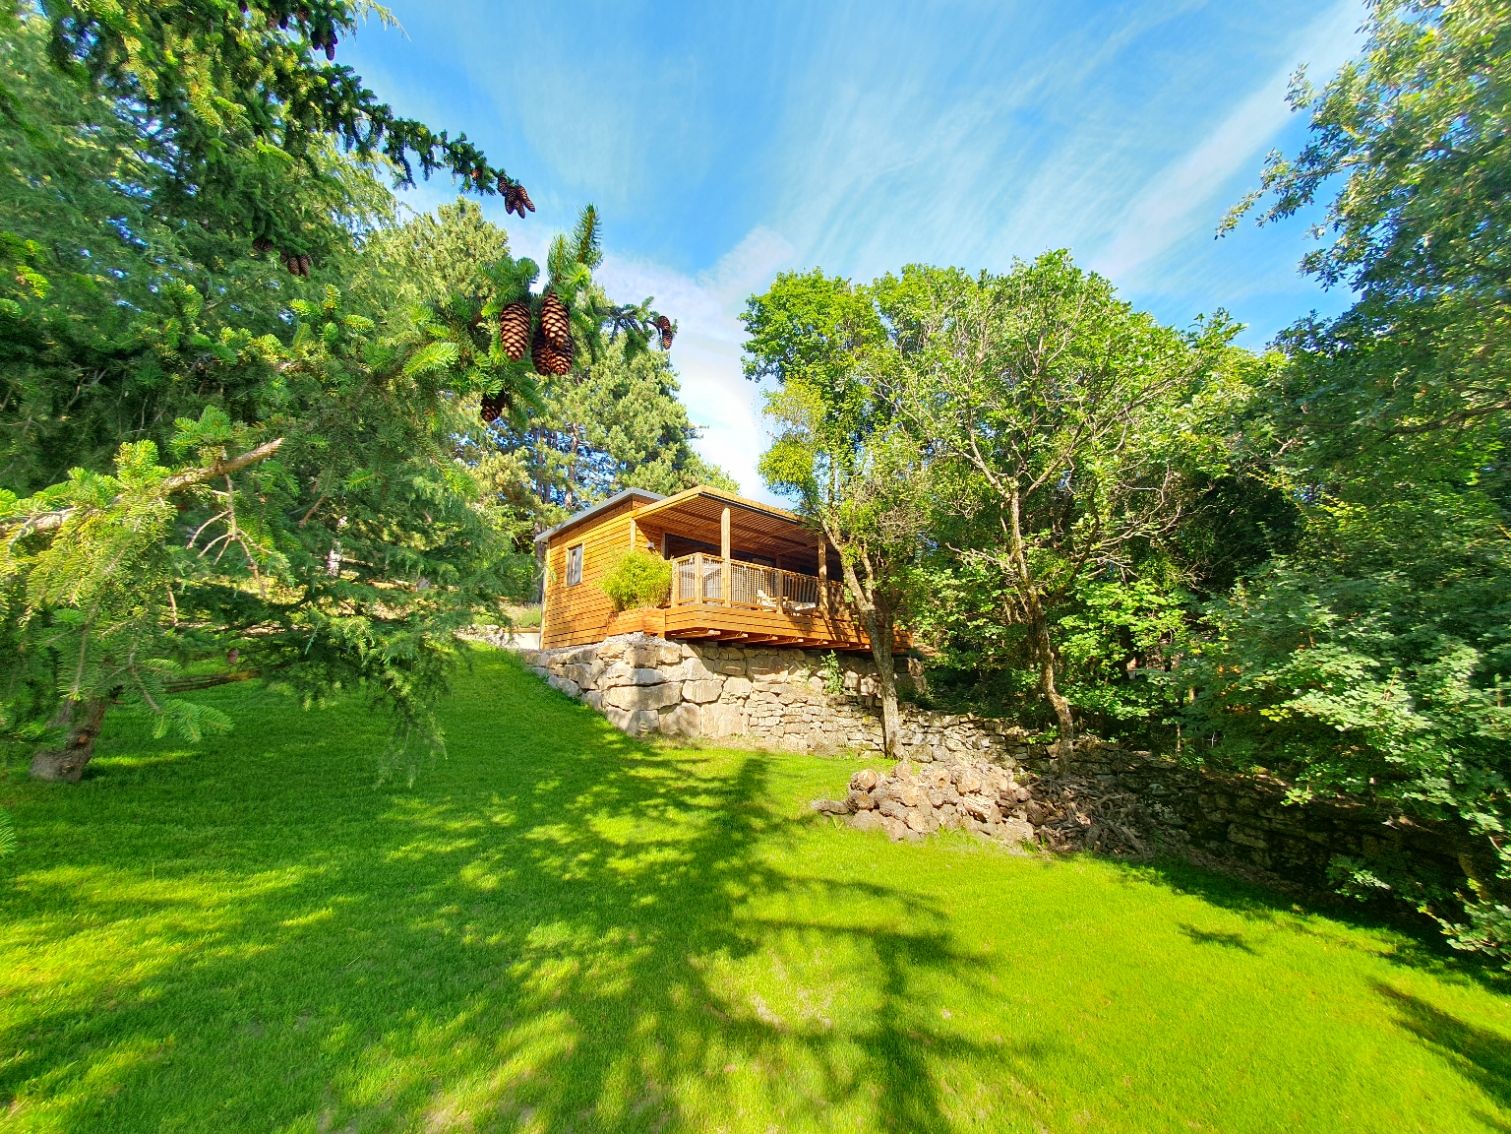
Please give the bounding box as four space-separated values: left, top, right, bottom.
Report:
535 485 890 652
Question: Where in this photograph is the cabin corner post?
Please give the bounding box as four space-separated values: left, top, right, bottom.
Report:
538 539 551 646
628 515 638 550
720 506 732 607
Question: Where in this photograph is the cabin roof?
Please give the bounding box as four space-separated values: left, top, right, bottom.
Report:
633 485 825 560
533 484 826 561
532 487 665 547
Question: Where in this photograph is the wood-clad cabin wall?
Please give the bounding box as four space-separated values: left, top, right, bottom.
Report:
540 499 657 649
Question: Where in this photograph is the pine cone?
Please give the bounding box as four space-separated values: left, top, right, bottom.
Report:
252 237 273 255
501 181 535 217
480 390 508 424
498 301 531 361
540 291 571 349
532 326 573 376
655 314 675 350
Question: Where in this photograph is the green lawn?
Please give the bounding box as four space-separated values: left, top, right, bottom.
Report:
2 651 1507 1133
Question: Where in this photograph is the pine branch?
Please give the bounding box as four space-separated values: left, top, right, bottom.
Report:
3 438 285 539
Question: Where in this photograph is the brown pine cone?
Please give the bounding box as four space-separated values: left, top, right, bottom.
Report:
501 181 536 217
480 390 508 424
498 301 531 361
540 291 571 349
531 326 573 376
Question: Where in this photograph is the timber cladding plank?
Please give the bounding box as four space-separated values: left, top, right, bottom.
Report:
542 501 643 648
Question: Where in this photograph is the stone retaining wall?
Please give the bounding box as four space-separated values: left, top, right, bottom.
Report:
518 632 1016 759
516 632 1459 898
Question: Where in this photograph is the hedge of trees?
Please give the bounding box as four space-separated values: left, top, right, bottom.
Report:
0 2 728 788
746 0 1508 963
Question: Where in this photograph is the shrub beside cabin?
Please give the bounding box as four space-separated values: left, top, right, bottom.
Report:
535 485 891 652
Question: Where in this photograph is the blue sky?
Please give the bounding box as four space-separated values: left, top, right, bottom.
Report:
343 1 1365 498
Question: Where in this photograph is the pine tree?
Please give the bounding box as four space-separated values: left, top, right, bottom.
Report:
0 11 681 781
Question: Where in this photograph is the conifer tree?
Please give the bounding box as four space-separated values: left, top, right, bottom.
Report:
0 8 678 780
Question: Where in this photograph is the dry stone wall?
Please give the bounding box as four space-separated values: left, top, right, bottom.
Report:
519 632 1017 759
517 632 1460 901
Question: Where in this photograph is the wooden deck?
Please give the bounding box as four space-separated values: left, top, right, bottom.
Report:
604 553 901 652
605 605 890 651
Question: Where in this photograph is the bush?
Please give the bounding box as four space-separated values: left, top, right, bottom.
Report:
599 550 672 612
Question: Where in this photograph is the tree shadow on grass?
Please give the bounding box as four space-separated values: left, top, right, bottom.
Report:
1175 923 1259 954
1373 981 1511 1125
1115 855 1502 986
0 653 1034 1133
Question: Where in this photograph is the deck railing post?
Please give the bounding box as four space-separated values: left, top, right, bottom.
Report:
818 540 829 615
720 506 732 608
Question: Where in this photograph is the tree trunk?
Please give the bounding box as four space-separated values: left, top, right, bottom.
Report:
1004 486 1074 760
867 608 902 759
30 697 111 782
823 521 903 760
1027 598 1075 760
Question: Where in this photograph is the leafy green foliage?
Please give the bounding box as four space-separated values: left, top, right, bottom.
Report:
598 550 673 612
352 198 511 317
1205 0 1511 960
349 195 734 563
745 270 933 753
0 1 695 778
871 254 1252 743
40 0 529 257
820 651 844 698
515 345 738 516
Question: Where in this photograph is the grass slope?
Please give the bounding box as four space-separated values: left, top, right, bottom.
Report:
1 650 1508 1133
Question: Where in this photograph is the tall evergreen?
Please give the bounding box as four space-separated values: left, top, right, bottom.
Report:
0 7 674 780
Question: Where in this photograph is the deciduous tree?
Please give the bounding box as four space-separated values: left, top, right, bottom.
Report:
879 255 1247 753
745 272 930 756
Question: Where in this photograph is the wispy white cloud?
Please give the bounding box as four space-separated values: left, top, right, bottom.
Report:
762 1 1215 279
596 227 797 500
347 0 1371 496
1091 0 1363 284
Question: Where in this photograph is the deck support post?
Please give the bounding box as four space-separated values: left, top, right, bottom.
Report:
720 506 732 606
818 539 829 615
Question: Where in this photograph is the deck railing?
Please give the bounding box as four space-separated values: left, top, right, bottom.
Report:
669 553 845 615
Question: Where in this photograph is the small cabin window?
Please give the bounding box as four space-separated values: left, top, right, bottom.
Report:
565 543 584 587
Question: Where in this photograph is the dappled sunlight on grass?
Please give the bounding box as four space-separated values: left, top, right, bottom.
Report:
1 649 1508 1132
